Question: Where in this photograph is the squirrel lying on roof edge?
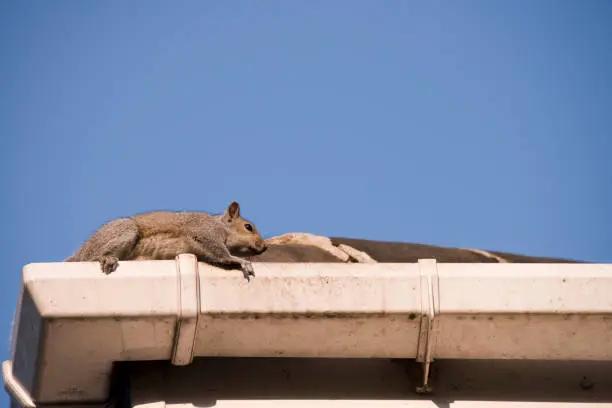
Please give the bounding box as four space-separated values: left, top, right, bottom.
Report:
65 201 267 281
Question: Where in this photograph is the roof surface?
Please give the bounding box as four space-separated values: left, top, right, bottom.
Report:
252 233 582 264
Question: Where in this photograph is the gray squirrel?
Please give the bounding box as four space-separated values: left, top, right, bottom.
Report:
65 201 267 280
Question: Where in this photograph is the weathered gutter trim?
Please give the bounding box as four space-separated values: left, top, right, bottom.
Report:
3 257 612 406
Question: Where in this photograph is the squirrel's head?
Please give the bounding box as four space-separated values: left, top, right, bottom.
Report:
221 201 267 256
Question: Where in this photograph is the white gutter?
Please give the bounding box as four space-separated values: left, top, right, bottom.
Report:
3 255 612 406
131 401 612 408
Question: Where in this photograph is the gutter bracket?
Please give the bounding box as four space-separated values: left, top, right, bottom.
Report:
171 254 200 366
416 258 440 394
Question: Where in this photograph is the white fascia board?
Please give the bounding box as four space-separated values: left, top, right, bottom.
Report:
3 255 612 406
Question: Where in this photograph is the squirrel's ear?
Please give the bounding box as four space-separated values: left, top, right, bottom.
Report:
226 201 241 220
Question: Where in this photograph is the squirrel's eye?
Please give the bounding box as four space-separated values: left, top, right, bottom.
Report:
244 223 253 232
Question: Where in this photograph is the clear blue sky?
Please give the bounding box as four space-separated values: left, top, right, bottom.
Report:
1 1 611 403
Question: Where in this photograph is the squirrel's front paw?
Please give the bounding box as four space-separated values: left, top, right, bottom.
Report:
240 260 255 281
97 255 120 275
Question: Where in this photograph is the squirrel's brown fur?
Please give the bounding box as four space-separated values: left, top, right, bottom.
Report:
65 201 267 280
